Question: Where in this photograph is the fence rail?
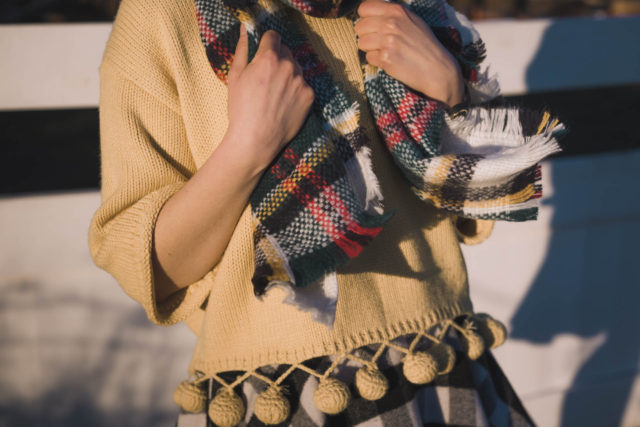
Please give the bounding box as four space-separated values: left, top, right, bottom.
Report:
1 16 639 110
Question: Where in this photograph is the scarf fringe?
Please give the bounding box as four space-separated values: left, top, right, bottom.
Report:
443 2 480 47
436 106 563 219
467 67 502 104
349 147 385 215
443 106 564 157
269 272 339 327
329 102 385 216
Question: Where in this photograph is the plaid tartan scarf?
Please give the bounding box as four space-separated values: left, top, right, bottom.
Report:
194 0 564 324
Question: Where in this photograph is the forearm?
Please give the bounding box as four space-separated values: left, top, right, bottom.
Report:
152 132 264 302
153 28 314 302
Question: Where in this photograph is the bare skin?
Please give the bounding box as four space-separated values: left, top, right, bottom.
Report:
152 2 464 302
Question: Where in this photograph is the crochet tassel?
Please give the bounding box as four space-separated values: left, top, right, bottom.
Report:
313 377 350 414
209 388 245 427
402 351 438 385
253 386 290 425
472 313 508 349
173 380 207 413
355 366 389 401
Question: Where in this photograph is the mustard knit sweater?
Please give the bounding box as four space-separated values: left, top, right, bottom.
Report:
89 0 495 379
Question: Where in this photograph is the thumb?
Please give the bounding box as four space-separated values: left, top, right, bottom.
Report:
228 24 248 84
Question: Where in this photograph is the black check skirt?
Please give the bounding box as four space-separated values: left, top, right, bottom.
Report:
177 328 535 427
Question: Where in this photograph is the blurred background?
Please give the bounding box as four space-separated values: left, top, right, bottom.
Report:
0 0 639 426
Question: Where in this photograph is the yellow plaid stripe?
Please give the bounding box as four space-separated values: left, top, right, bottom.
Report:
461 184 536 210
254 142 334 222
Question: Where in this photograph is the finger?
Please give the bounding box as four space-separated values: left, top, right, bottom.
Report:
279 43 293 61
359 32 387 52
357 0 406 18
228 24 248 83
357 0 386 17
279 44 302 74
354 16 389 37
256 30 282 57
365 50 380 65
365 49 391 70
405 7 429 29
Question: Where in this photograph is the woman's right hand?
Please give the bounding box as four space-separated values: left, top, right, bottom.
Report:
152 28 314 298
224 26 315 175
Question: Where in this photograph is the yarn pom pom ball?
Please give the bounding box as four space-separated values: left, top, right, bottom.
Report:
461 330 485 360
173 380 207 413
473 313 508 349
355 366 388 401
313 377 350 414
402 351 438 384
208 388 245 427
253 386 290 425
430 342 456 375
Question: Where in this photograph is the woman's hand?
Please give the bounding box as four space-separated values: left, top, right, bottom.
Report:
355 0 464 108
224 27 315 176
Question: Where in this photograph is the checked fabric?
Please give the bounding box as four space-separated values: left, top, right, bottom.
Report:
194 0 565 323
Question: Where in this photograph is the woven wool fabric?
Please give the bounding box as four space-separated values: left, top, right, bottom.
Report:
194 0 565 314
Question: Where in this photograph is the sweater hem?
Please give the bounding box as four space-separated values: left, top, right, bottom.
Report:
188 300 473 375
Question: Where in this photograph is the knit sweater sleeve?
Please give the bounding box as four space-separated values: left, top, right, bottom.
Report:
88 65 213 326
88 0 214 326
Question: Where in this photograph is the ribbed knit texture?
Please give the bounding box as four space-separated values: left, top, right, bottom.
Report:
89 0 494 376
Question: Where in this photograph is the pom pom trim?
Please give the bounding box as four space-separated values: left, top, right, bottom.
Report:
175 313 507 426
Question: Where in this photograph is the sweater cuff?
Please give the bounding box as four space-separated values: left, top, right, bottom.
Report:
90 183 213 326
453 216 494 245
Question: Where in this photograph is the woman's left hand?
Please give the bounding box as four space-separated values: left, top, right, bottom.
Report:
355 0 464 108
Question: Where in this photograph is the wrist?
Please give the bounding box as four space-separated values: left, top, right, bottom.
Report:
444 73 465 109
217 129 271 180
